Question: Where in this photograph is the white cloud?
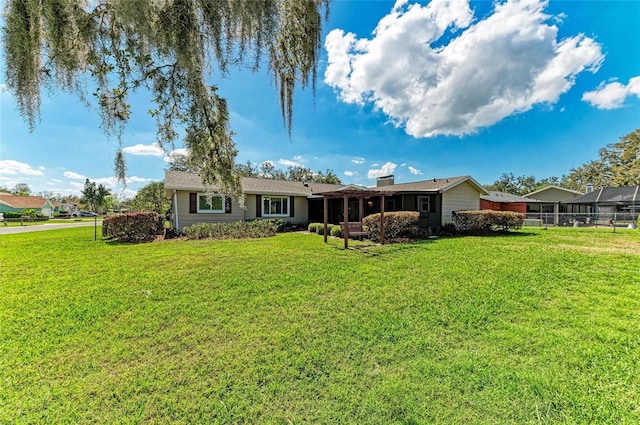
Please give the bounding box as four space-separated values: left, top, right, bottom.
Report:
64 171 86 180
122 143 164 157
367 162 397 179
127 176 154 183
164 148 189 163
0 160 44 176
351 157 365 164
261 160 276 168
324 0 604 137
344 170 357 177
582 76 640 109
278 158 304 168
408 166 422 175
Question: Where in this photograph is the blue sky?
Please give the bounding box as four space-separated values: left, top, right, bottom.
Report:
1 0 639 199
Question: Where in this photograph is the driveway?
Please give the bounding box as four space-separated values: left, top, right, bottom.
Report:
0 220 102 235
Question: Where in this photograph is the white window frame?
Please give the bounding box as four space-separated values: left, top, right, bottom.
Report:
197 193 225 213
263 196 289 217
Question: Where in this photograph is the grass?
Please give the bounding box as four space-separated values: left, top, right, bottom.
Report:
1 227 639 423
1 218 101 227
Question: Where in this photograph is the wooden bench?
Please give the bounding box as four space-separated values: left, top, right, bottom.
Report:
341 221 368 236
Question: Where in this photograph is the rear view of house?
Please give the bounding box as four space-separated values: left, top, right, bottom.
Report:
164 170 488 232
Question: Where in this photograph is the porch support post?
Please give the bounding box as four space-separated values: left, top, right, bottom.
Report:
343 194 350 249
380 194 385 245
554 202 559 226
358 197 364 222
323 195 328 243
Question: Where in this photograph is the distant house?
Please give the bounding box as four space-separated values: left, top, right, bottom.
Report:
480 191 542 214
164 171 488 231
563 186 640 215
523 185 583 216
0 193 55 217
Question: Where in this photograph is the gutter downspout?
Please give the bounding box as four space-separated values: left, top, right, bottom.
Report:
173 190 179 231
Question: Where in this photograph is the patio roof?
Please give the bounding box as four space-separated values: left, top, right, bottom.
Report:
313 185 394 198
563 186 640 204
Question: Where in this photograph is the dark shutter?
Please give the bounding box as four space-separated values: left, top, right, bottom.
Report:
189 193 197 213
256 195 262 217
289 196 295 217
225 196 232 214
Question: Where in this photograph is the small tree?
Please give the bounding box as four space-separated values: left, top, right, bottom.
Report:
81 179 111 213
11 183 31 196
131 181 170 215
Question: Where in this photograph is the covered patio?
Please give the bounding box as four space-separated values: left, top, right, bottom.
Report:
314 186 395 249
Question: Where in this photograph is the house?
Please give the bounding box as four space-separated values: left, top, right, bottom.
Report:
0 193 55 217
480 191 542 215
563 186 640 216
523 185 583 217
165 170 488 231
164 170 343 231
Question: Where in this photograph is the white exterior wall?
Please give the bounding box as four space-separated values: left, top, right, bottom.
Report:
441 181 481 224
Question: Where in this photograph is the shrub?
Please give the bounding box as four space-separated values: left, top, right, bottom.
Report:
2 212 24 218
102 212 165 243
452 210 523 234
315 224 328 235
330 224 342 238
308 222 322 233
183 220 278 240
363 211 421 243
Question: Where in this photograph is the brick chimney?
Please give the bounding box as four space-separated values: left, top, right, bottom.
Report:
377 175 395 187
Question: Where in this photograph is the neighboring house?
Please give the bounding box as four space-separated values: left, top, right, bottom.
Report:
523 185 583 215
0 193 55 217
563 186 640 216
165 171 488 231
480 191 542 214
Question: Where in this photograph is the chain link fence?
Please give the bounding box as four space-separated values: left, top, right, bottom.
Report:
525 212 639 228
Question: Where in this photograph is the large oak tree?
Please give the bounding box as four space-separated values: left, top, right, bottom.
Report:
3 0 329 199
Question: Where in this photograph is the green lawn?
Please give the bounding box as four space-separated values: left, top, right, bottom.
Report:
1 227 639 424
1 218 101 227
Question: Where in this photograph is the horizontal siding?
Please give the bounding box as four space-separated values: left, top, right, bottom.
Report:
441 181 481 224
531 188 578 202
175 191 309 231
175 191 245 231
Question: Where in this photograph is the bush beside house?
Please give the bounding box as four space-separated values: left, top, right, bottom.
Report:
452 210 523 233
363 211 424 243
102 212 165 243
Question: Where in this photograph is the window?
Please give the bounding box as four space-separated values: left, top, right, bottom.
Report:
263 196 289 216
198 194 224 213
419 196 430 213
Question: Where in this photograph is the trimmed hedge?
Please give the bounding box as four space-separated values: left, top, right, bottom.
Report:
2 210 44 218
452 210 523 233
330 225 342 238
362 211 423 242
102 212 165 243
183 220 279 240
308 222 322 233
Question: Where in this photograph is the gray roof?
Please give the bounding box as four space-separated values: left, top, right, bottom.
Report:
165 170 344 196
370 175 489 194
165 171 489 197
563 186 640 204
481 191 542 203
525 185 583 198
